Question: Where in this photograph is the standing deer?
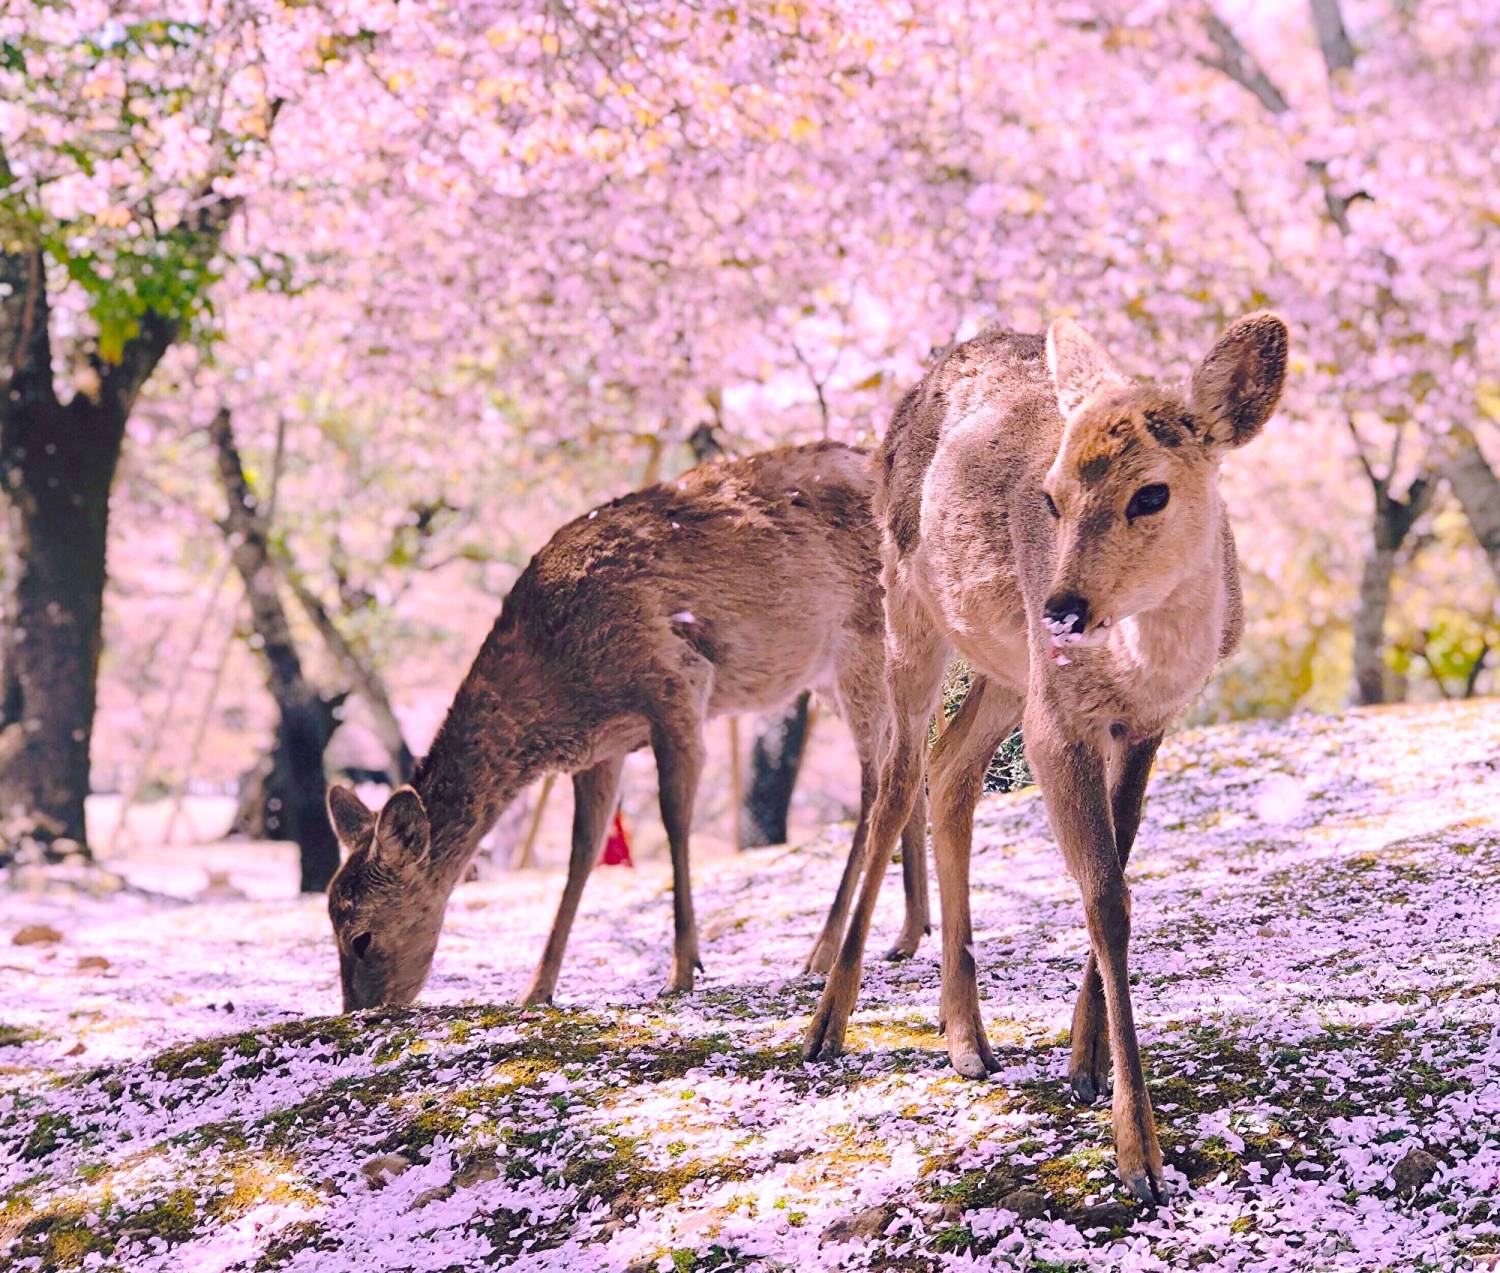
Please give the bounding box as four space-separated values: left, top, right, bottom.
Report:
801 314 1289 1203
324 442 929 1012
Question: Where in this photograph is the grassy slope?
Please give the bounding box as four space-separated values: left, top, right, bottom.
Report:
2 702 1499 1272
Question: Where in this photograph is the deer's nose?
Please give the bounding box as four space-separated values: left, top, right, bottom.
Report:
1043 592 1091 635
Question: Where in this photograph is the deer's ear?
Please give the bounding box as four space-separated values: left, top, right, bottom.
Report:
1046 317 1126 423
327 784 375 851
1191 312 1289 450
373 787 430 869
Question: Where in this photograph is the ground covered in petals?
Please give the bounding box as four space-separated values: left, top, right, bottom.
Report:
3 702 1499 1271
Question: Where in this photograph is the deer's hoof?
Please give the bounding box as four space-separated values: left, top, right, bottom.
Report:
803 972 858 1061
944 1011 998 1079
804 941 840 977
802 1004 848 1061
1070 1068 1112 1105
660 969 697 997
884 930 923 962
1115 1107 1170 1204
1119 1161 1171 1206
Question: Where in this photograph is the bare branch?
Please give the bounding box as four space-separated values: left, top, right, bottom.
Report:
1441 421 1500 583
1345 417 1382 491
1309 0 1356 76
278 563 416 783
1201 13 1290 114
1198 10 1352 232
1463 643 1490 699
1419 639 1454 700
1386 418 1405 484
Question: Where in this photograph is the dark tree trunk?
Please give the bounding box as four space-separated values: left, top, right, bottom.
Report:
211 409 340 892
0 242 159 859
1350 461 1433 707
1352 543 1398 706
227 692 352 841
1 183 232 857
739 691 811 848
0 396 121 853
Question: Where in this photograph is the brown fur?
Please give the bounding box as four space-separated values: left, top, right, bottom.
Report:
802 315 1289 1204
325 442 930 1011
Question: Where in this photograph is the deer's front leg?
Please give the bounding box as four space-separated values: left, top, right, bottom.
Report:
802 728 924 1058
1030 726 1167 1204
519 756 626 1007
1071 734 1161 1104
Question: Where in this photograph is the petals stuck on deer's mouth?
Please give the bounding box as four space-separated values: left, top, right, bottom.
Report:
1044 614 1114 666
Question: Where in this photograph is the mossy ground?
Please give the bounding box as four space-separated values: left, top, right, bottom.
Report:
2 702 1498 1270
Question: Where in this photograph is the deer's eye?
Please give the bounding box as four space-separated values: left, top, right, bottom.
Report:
1043 492 1060 519
351 932 374 960
1127 484 1170 520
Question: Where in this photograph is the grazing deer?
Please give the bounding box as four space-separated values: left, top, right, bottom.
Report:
801 314 1289 1203
324 442 929 1012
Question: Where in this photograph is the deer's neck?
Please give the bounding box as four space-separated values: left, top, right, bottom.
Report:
1108 511 1227 710
412 633 566 893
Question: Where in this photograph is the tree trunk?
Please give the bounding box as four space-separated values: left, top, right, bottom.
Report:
1352 543 1397 706
227 692 349 841
0 241 137 859
1444 424 1500 582
0 397 121 854
2 198 225 858
211 409 340 892
1349 464 1434 707
739 691 811 848
279 566 414 782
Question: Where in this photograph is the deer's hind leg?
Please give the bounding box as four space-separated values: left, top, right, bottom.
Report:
518 754 627 1007
927 674 1023 1076
647 666 713 995
1069 734 1161 1104
804 756 875 976
888 782 930 961
806 648 931 974
803 585 946 1061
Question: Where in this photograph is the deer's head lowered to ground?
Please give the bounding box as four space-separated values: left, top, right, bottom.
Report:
325 784 444 1011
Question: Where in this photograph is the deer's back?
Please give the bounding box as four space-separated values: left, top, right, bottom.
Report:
877 330 1056 555
502 442 883 716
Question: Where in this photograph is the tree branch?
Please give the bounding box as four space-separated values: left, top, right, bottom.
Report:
1308 0 1356 76
1199 10 1351 231
1346 417 1382 491
88 193 242 420
1441 422 1500 582
276 561 415 782
1463 642 1489 699
210 406 316 705
1201 13 1290 114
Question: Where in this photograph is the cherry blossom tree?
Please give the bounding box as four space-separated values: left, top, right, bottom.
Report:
0 2 367 854
6 0 1494 867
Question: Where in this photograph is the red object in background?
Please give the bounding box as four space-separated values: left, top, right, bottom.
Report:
600 809 633 866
